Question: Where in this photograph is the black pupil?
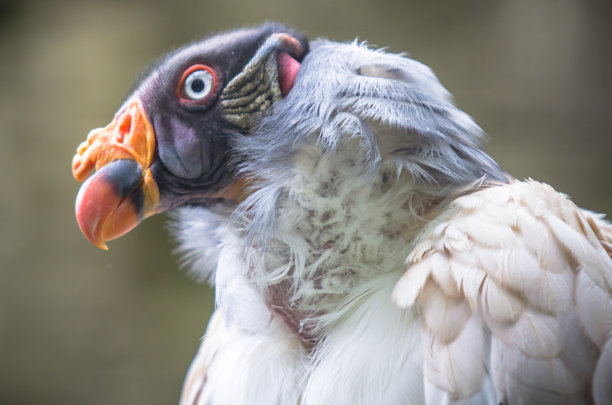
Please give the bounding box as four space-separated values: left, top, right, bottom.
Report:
191 78 205 93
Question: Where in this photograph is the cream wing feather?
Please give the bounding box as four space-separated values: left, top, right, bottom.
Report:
179 312 222 405
393 180 612 404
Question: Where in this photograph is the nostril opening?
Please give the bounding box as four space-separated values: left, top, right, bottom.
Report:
117 114 132 142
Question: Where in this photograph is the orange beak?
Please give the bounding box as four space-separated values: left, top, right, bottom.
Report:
72 99 160 250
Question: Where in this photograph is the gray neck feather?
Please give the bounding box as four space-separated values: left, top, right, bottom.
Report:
233 39 510 246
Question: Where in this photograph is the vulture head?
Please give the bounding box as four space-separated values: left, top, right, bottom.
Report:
72 23 308 249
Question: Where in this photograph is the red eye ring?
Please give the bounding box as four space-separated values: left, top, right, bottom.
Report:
177 64 218 104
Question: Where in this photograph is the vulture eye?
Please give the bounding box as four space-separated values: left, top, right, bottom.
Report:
179 65 216 102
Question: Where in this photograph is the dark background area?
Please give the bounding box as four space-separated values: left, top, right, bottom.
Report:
1 0 610 404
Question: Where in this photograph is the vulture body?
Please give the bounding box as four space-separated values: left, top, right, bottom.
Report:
71 24 612 405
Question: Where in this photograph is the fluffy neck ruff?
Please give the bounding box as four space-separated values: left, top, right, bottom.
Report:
238 138 488 344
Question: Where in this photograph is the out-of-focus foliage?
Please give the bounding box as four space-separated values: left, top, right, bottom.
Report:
0 0 610 404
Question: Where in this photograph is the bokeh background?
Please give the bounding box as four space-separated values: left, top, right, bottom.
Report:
1 0 610 403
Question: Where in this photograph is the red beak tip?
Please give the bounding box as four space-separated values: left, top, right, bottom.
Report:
75 213 109 250
74 161 142 251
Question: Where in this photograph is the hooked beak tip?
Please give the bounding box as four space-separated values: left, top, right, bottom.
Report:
75 159 147 250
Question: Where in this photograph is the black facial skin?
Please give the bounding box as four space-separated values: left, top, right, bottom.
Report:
132 22 309 212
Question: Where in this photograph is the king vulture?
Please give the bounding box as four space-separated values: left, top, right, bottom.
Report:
71 23 612 405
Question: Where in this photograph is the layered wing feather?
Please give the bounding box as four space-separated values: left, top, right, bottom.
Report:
393 180 612 404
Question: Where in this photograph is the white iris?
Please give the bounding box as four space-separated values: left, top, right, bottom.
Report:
183 69 213 100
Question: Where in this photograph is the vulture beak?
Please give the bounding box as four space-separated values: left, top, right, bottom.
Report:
72 99 160 250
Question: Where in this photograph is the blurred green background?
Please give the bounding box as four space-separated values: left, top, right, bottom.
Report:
1 0 610 403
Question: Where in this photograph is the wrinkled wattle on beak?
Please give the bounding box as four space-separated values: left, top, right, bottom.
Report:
72 100 160 250
72 31 305 250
